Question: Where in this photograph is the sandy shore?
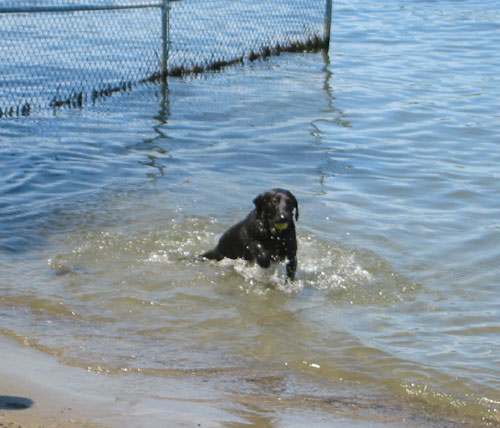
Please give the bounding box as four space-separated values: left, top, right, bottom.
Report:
0 336 224 428
0 337 109 427
1 335 473 428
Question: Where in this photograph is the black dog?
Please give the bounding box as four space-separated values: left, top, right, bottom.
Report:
201 188 299 280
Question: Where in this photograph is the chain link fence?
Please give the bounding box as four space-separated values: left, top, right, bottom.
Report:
0 0 331 117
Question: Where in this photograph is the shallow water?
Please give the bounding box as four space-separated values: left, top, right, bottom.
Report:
1 0 500 426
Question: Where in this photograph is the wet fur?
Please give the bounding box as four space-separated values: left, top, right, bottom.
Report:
201 189 299 280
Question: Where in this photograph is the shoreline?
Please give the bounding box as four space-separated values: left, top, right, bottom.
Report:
0 335 480 428
0 335 230 428
0 336 110 427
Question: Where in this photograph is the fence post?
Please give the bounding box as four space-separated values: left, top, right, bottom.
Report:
161 0 170 80
324 0 332 49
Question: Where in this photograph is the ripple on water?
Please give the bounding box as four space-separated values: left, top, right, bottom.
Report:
24 215 419 368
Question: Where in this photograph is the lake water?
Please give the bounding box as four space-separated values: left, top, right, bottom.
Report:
1 0 499 426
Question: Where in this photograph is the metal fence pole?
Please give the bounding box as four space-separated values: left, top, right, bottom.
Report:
161 0 170 80
324 0 332 49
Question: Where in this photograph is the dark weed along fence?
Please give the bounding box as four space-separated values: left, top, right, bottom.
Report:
0 0 332 117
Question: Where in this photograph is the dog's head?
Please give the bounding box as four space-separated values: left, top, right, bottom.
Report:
253 188 299 234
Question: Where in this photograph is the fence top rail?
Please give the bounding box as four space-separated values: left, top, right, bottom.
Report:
0 2 163 15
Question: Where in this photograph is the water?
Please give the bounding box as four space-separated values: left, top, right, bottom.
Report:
1 0 500 426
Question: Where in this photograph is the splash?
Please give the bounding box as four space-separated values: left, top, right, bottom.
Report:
49 217 417 304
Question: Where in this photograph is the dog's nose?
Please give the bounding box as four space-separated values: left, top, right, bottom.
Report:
279 214 287 221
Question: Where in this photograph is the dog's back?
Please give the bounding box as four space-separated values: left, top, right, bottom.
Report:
201 215 252 261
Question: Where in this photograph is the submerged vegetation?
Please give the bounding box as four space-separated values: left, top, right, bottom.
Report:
49 81 134 109
148 34 328 80
1 34 328 117
0 102 32 118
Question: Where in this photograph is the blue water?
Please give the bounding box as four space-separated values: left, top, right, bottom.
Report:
1 0 500 426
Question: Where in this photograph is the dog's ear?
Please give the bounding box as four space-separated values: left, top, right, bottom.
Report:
253 192 266 217
290 193 299 221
